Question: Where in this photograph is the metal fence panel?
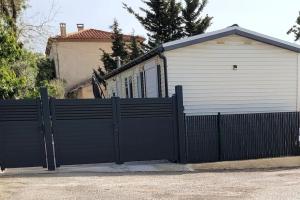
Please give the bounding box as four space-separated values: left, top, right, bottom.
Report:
186 112 300 163
0 99 45 169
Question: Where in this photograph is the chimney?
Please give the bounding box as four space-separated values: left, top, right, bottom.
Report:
116 56 121 68
60 23 66 37
77 24 84 32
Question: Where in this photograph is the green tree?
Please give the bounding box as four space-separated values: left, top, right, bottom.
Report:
110 19 128 61
100 19 141 73
100 49 117 73
0 65 26 99
0 17 64 99
182 0 212 36
36 57 56 84
128 34 144 60
166 0 184 41
288 12 300 41
0 0 27 33
123 0 170 48
0 20 23 65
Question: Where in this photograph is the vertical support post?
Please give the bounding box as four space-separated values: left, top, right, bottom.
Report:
175 85 187 163
40 88 56 171
172 95 179 162
37 98 47 168
217 112 222 161
0 125 5 171
112 97 123 164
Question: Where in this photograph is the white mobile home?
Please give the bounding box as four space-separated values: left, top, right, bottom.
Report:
105 25 300 115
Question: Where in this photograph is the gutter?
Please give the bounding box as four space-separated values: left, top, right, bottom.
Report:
158 53 169 97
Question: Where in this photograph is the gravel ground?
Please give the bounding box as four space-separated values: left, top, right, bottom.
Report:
1 167 300 200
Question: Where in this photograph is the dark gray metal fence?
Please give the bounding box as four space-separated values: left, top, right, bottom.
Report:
0 99 45 170
186 112 300 163
0 86 186 171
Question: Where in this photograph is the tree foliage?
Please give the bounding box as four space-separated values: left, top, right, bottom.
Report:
100 20 144 74
0 65 25 99
111 20 128 61
288 12 300 41
0 5 65 99
36 57 56 84
123 0 170 48
123 0 212 48
166 0 184 41
0 0 27 33
182 0 212 36
128 34 144 60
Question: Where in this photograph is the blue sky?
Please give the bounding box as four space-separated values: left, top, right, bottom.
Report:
25 0 300 52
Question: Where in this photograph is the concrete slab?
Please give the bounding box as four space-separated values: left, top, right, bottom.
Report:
0 160 193 176
189 156 300 171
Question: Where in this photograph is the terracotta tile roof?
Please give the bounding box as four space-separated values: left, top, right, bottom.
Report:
46 28 145 55
51 29 144 42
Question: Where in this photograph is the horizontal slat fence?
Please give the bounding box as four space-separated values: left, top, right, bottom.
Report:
186 112 300 163
119 98 176 162
0 99 45 169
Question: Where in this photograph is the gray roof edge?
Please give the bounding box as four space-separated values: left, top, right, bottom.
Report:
105 26 300 79
163 29 236 51
234 28 300 52
163 26 300 53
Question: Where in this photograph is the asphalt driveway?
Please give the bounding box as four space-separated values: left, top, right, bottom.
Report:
1 167 300 200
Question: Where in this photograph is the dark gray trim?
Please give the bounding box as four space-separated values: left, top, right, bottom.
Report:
159 53 169 98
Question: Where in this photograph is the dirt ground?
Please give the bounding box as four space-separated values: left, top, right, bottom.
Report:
1 168 300 200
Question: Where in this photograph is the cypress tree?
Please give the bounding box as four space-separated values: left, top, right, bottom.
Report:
128 34 144 60
100 19 129 73
123 0 170 48
166 0 184 41
110 19 128 61
182 0 212 36
288 12 300 41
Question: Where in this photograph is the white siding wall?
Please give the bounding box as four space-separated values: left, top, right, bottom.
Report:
106 56 165 98
165 35 299 115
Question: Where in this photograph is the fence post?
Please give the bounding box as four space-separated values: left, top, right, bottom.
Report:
217 112 222 161
40 88 56 171
0 128 5 171
172 95 179 162
175 85 187 163
112 97 123 164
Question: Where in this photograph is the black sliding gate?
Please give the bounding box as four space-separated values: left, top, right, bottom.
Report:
0 86 186 171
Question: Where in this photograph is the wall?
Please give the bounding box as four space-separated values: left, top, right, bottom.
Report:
106 55 165 98
49 41 112 90
165 35 299 115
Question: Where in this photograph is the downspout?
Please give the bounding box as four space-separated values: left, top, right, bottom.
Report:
159 53 169 97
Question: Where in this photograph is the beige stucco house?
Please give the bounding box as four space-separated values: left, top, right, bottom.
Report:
105 25 300 115
46 23 143 98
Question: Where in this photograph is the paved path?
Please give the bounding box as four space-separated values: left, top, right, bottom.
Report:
1 166 300 199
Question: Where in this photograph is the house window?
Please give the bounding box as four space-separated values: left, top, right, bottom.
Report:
125 76 133 98
129 77 133 98
136 71 145 98
141 71 145 98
